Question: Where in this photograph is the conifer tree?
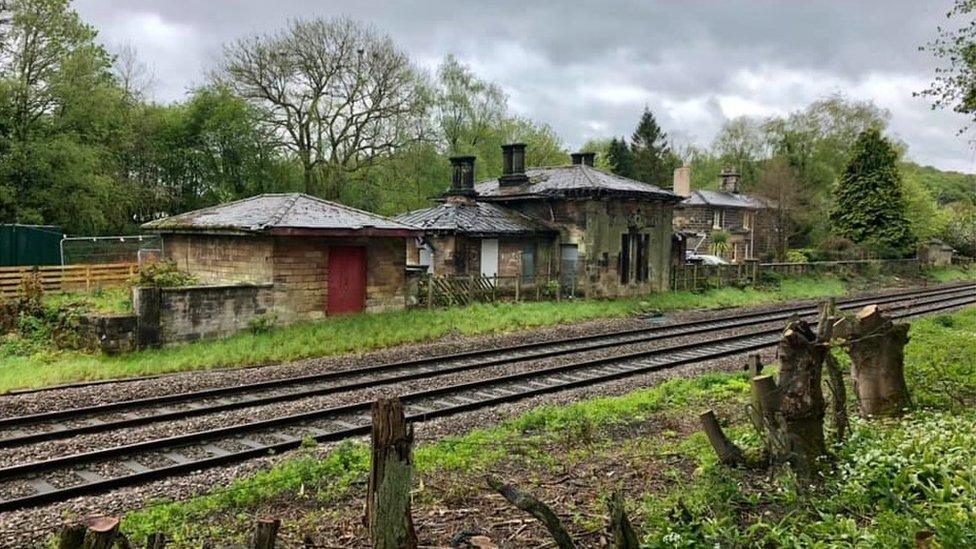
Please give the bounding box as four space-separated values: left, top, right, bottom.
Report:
607 137 635 178
630 107 676 186
829 128 917 257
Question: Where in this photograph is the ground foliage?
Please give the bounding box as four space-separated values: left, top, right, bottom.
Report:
115 308 976 547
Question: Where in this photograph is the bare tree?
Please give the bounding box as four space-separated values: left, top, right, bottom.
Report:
217 17 429 197
112 42 155 100
755 156 802 260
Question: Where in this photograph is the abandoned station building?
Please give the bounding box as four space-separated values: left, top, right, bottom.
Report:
672 166 776 262
397 144 681 297
142 194 421 321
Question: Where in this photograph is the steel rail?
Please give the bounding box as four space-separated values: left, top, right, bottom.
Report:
0 283 970 443
0 294 970 513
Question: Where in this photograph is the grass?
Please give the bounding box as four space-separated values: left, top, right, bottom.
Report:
42 287 132 314
117 306 976 546
925 263 976 283
0 275 850 393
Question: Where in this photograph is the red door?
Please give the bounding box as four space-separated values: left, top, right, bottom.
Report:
327 246 366 315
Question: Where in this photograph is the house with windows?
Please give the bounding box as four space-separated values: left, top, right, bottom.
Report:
672 166 777 262
398 144 681 298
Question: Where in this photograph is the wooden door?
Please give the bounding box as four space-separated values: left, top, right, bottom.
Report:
327 246 366 315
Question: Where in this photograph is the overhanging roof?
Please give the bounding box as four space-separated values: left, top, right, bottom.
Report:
142 194 422 237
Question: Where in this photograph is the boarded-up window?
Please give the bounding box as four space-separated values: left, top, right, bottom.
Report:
522 243 536 282
636 234 650 282
620 234 630 284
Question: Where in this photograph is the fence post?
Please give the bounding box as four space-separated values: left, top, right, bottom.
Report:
251 518 280 549
366 397 417 549
468 275 474 304
426 276 434 311
692 264 699 291
85 266 92 292
515 276 521 302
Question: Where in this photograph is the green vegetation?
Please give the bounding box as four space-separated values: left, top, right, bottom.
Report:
118 307 976 546
0 275 853 392
42 287 131 315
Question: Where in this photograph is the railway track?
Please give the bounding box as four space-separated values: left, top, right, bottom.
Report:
1 283 971 453
0 285 969 512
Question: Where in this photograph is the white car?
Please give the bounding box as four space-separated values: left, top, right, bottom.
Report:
686 252 729 265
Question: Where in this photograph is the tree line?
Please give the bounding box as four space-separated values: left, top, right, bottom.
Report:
0 0 972 259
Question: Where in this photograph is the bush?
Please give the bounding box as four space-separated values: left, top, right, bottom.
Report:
133 261 198 288
784 249 810 263
247 313 278 334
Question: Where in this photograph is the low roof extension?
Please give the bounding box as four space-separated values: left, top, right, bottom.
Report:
142 193 422 237
679 189 770 210
395 201 557 238
474 164 681 202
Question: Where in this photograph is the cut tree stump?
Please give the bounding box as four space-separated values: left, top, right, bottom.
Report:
700 410 745 466
146 533 167 548
487 477 577 549
366 397 418 549
607 491 639 549
777 319 827 477
834 305 912 417
251 518 280 549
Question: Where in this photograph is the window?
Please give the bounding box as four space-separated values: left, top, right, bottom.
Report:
712 209 724 229
743 211 754 230
619 234 630 284
522 243 536 282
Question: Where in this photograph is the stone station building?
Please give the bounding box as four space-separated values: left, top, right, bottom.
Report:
399 144 681 298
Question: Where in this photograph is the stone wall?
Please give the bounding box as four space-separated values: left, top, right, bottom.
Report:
673 205 778 262
134 283 274 346
82 314 138 354
165 233 274 284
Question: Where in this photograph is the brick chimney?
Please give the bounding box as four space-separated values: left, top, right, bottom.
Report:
672 166 691 197
719 166 741 193
572 152 596 167
499 143 529 186
445 156 477 201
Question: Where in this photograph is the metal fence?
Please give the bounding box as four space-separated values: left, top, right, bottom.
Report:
670 258 923 292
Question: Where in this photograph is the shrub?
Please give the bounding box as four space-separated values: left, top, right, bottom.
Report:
133 261 197 288
784 249 810 263
247 313 278 334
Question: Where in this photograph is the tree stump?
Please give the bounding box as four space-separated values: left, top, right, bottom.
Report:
777 319 827 477
366 397 417 549
607 491 639 549
487 477 576 549
834 305 911 417
146 533 167 549
251 518 280 549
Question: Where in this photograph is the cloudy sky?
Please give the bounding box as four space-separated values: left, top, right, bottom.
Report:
75 0 974 172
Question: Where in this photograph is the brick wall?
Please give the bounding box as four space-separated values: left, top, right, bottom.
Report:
674 205 778 262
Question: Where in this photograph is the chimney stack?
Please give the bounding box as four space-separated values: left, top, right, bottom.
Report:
446 156 477 200
718 167 741 193
571 152 597 167
499 143 529 186
673 166 691 198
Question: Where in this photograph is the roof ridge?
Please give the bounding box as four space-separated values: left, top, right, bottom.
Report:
263 194 301 229
296 193 416 229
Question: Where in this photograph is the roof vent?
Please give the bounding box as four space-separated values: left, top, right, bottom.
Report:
499 143 529 187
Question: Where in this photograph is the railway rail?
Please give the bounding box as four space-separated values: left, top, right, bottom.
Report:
0 283 971 448
0 284 971 513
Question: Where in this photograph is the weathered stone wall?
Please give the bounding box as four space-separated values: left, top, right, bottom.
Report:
82 314 138 354
164 233 273 284
413 234 555 279
133 283 274 346
673 205 778 262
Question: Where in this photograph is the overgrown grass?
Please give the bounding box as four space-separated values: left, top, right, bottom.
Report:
925 263 976 283
42 287 132 314
119 306 976 546
1 276 847 393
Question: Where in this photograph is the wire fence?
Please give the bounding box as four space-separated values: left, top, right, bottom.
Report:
60 235 162 266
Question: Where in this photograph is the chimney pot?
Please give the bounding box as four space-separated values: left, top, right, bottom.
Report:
571 152 596 167
581 152 596 167
571 152 584 165
446 156 477 198
719 166 741 193
499 143 529 186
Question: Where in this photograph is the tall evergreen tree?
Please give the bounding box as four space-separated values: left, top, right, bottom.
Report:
630 107 675 186
607 137 635 178
829 128 917 257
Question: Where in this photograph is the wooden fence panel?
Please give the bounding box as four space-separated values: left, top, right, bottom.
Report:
419 273 559 308
0 263 137 297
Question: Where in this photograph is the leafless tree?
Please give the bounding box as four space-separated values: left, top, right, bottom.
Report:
755 157 802 260
216 17 429 197
112 42 155 100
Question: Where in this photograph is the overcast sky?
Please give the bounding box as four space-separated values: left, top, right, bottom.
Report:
75 0 974 172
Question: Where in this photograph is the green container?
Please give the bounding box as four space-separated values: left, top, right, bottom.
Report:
0 224 63 267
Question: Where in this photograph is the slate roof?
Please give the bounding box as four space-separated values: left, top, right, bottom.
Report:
395 201 557 237
473 165 679 202
678 190 769 209
142 193 421 236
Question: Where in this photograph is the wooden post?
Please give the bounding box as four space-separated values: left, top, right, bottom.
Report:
468 274 474 304
251 518 280 549
745 354 762 377
487 477 576 549
146 533 167 548
366 397 417 549
57 525 86 549
426 276 434 310
692 264 699 291
607 491 639 549
515 276 521 302
85 266 92 292
700 410 745 466
58 516 121 549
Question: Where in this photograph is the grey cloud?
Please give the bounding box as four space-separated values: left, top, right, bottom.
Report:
75 0 973 171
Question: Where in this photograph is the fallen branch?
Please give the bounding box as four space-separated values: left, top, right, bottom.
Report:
487 477 577 549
